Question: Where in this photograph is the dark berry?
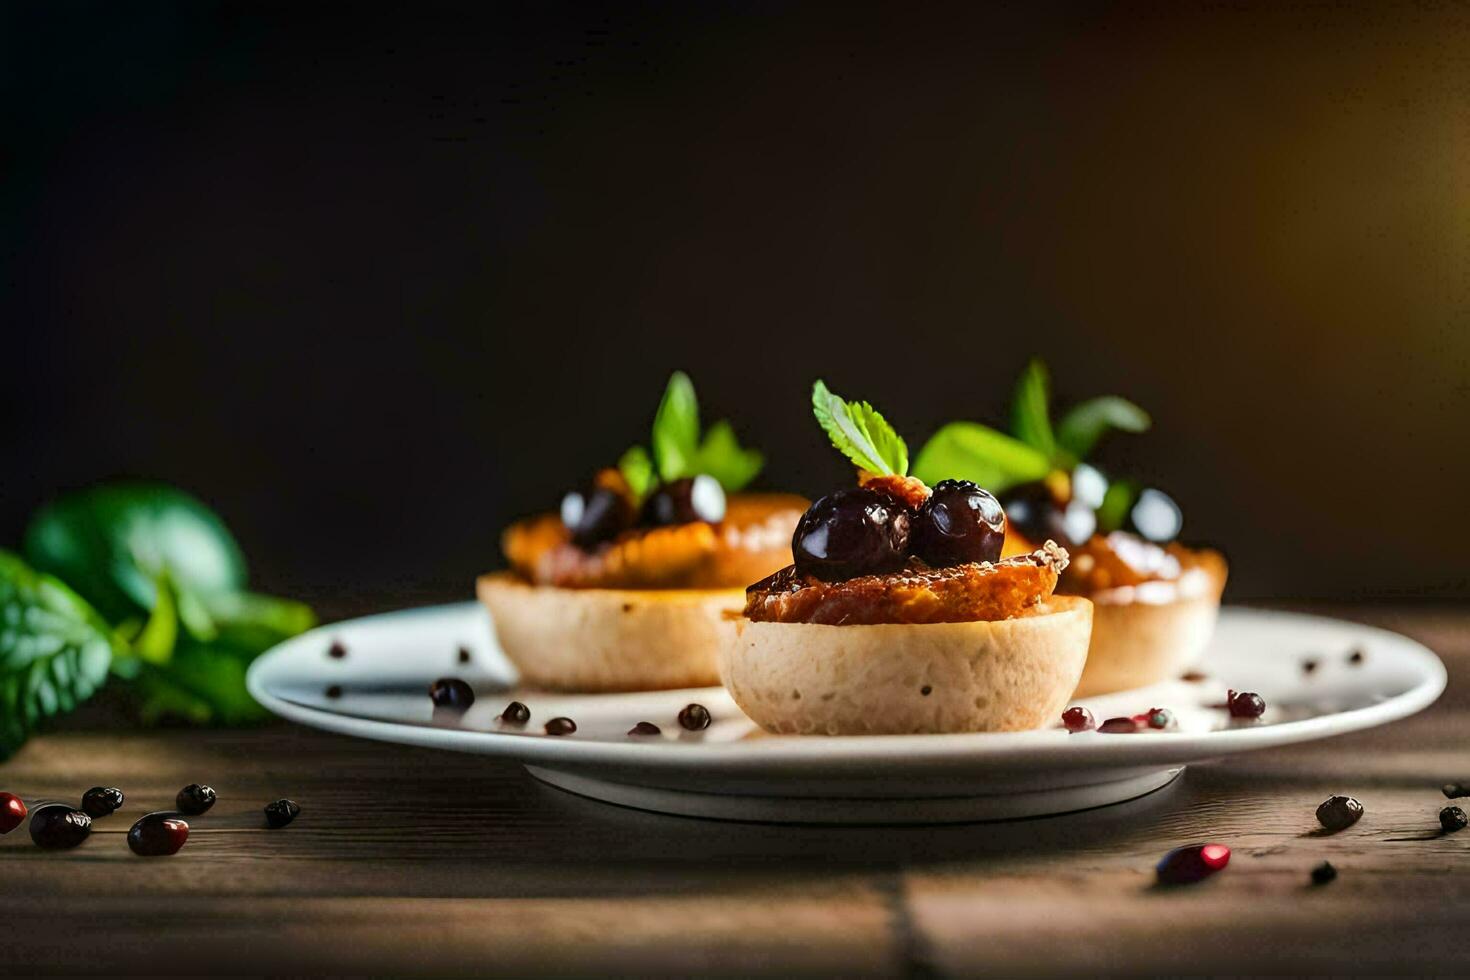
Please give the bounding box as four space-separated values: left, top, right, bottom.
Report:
1315 795 1363 832
325 684 343 699
1097 716 1138 733
1146 708 1175 730
1227 690 1266 718
1310 861 1337 885
628 721 662 736
678 703 712 731
910 480 1005 567
81 786 124 818
0 792 27 834
1155 843 1230 885
1061 706 1095 733
1302 659 1319 675
328 641 347 659
128 812 188 856
1126 488 1183 543
639 476 726 527
457 647 472 664
999 480 1095 548
561 483 634 548
29 804 92 849
429 678 475 711
792 488 911 581
499 701 530 725
1347 648 1365 665
265 799 301 829
544 717 576 736
176 784 217 815
1439 806 1468 833
1442 783 1468 799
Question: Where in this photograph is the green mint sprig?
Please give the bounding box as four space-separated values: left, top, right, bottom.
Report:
810 380 909 476
620 371 764 496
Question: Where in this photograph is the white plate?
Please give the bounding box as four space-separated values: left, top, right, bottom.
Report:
247 604 1444 823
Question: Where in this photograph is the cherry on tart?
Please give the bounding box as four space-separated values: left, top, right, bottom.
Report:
912 359 1227 697
478 372 805 692
720 381 1093 736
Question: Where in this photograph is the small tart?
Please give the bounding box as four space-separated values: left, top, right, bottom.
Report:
503 493 807 590
745 541 1069 626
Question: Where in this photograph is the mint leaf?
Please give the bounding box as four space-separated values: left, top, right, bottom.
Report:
651 371 700 483
811 380 909 476
911 422 1051 492
1056 396 1151 461
618 445 656 500
694 420 764 492
1010 358 1057 459
0 549 117 758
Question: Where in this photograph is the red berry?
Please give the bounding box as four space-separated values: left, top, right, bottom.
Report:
1156 843 1230 885
128 812 189 856
1061 706 1095 733
0 793 27 834
1146 708 1174 730
1097 716 1138 734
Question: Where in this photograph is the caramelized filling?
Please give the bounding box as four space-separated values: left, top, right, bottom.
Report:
744 541 1069 625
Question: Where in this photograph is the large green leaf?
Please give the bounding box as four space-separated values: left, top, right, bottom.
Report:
1056 396 1152 460
24 483 247 622
0 550 117 758
1009 358 1057 459
650 371 701 483
912 422 1052 493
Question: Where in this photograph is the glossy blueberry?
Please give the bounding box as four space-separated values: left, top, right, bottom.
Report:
29 804 92 849
429 678 475 712
792 488 911 581
561 484 634 549
639 476 726 527
910 480 1005 567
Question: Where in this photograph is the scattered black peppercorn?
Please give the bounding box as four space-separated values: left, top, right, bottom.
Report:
628 721 662 736
1227 690 1267 718
328 641 347 659
1155 843 1230 885
1347 648 1365 665
1180 671 1207 683
1439 806 1467 834
264 799 301 829
29 804 92 849
1442 783 1468 799
128 812 188 856
678 703 712 731
429 678 475 711
1061 706 1095 733
1097 716 1137 734
325 685 343 699
1315 795 1363 832
457 646 472 664
499 701 530 725
176 784 217 815
544 717 577 736
1310 861 1337 885
81 786 124 818
1302 659 1319 675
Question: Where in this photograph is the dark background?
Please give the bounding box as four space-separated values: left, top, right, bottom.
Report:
3 1 1467 607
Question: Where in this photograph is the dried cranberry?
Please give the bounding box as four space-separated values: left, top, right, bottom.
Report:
265 799 301 828
792 489 911 581
128 812 189 856
498 701 530 725
544 717 577 736
1061 706 1095 733
429 678 475 711
1227 690 1266 718
1156 843 1230 885
1440 806 1467 833
1315 795 1363 832
29 804 92 849
909 480 1005 567
81 786 124 818
628 722 662 736
678 703 712 731
0 792 27 834
176 784 217 815
1097 716 1138 734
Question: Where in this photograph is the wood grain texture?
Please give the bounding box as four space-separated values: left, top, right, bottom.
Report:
0 605 1465 976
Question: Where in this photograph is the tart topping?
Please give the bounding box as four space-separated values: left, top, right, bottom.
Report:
911 479 1006 567
792 488 911 582
560 470 635 549
640 475 726 527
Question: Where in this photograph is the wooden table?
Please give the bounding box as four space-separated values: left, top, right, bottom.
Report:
2 606 1467 976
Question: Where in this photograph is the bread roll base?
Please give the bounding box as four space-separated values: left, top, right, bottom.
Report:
477 572 737 691
718 595 1093 735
